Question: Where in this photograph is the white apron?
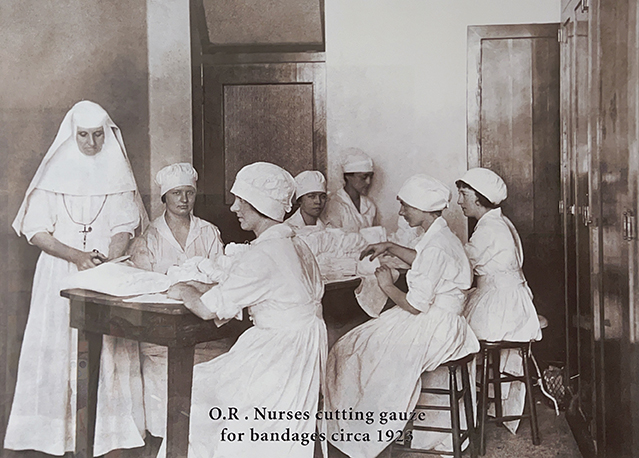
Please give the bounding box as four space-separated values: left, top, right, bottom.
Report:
4 190 143 456
157 224 328 458
129 212 226 439
463 208 542 434
325 218 479 458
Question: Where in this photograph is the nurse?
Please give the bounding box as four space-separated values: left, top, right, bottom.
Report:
286 170 328 230
129 162 225 442
325 174 479 458
165 162 327 458
6 100 148 456
456 167 542 433
321 148 378 231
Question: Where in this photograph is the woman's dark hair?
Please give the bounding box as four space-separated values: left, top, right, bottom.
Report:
455 180 499 209
161 194 166 203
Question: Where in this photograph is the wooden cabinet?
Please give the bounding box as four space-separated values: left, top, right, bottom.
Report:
561 0 639 456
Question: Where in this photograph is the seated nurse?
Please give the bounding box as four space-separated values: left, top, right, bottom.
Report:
129 162 225 441
324 174 479 458
165 162 327 458
321 148 378 232
285 170 328 230
456 167 542 433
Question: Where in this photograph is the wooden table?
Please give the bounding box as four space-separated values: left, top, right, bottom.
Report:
62 277 362 458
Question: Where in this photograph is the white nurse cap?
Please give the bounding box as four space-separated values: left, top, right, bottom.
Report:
231 162 296 222
341 148 374 174
294 170 326 199
397 174 451 212
457 168 507 205
156 163 198 197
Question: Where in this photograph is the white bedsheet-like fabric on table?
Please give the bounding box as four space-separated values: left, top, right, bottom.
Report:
463 208 542 433
325 217 479 458
62 262 172 296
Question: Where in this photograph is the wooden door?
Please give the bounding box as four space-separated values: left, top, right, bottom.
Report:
194 53 326 243
467 24 563 363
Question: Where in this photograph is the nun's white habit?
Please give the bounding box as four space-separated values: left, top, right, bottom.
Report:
5 101 148 456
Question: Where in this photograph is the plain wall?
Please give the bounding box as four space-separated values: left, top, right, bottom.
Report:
324 0 561 238
147 0 193 218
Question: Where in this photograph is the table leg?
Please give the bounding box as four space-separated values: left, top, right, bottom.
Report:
76 330 103 458
167 346 196 458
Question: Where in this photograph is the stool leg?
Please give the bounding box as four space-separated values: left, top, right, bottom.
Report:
461 360 477 458
479 349 489 456
491 349 503 424
449 365 462 458
521 346 540 445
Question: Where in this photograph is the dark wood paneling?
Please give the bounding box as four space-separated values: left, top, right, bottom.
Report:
196 60 326 243
223 83 315 203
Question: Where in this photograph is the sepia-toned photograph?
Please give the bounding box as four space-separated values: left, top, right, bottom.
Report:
1 0 638 457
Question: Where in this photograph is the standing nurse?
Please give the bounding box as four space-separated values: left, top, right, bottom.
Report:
456 167 542 433
5 101 148 455
321 148 378 231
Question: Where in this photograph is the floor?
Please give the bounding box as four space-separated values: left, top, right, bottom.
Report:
389 392 582 458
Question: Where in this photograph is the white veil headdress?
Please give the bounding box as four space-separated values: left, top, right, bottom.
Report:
12 100 149 236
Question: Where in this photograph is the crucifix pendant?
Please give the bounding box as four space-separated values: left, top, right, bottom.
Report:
80 225 92 250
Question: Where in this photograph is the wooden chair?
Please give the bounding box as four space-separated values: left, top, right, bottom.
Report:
394 353 477 458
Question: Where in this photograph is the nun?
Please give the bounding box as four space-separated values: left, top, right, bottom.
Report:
285 170 328 230
456 167 542 434
321 148 378 231
5 100 148 456
325 174 479 458
129 162 225 442
165 162 327 458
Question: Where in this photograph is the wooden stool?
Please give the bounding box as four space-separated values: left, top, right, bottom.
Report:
477 340 540 455
395 353 477 458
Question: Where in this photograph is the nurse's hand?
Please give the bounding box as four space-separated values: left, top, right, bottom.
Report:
73 250 106 271
374 265 394 288
360 242 391 261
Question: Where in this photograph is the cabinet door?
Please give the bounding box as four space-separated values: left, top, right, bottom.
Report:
596 0 636 455
195 55 326 242
561 3 601 454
